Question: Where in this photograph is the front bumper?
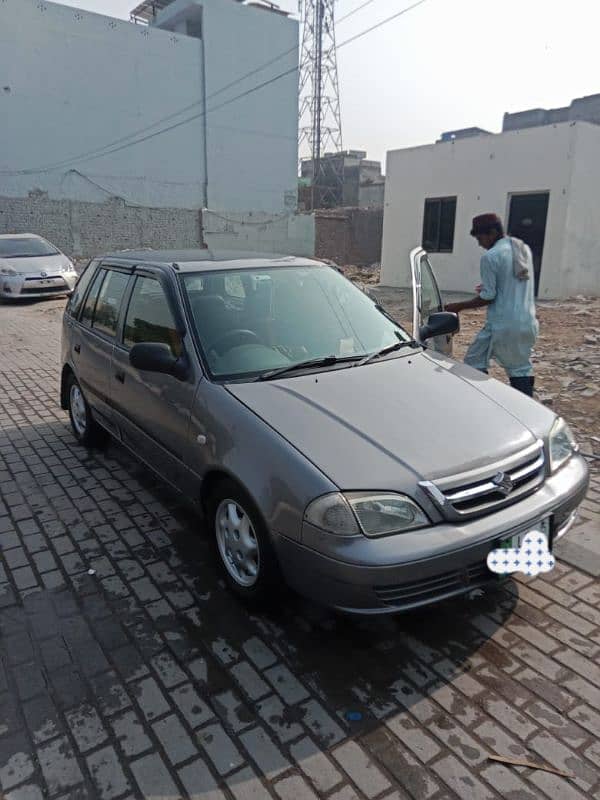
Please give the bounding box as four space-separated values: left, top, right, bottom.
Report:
1 273 76 299
275 454 589 614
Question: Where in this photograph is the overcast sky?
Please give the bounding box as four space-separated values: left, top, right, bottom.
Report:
62 0 600 168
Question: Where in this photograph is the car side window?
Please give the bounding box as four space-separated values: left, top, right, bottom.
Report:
92 270 130 338
123 276 182 356
80 268 106 328
67 260 98 318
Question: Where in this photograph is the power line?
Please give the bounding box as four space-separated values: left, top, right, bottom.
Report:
1 43 300 176
1 0 431 177
27 66 300 172
337 0 429 49
337 0 383 25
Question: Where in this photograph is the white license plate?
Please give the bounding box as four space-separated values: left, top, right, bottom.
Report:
500 517 550 550
30 278 63 287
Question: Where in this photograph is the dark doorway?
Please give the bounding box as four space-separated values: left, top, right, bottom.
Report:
507 192 549 296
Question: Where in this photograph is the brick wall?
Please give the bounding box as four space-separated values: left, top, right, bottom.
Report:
0 192 203 258
315 208 383 266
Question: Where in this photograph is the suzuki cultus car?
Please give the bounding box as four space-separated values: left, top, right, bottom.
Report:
60 249 589 613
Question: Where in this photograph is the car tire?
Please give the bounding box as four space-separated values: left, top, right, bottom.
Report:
67 374 108 448
208 479 282 606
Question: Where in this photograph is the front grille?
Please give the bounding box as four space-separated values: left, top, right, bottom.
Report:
375 561 494 608
421 441 545 521
20 285 67 294
24 274 66 282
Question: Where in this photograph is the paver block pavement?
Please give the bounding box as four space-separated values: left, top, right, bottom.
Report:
0 296 599 800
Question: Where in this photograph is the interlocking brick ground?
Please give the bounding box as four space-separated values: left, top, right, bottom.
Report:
0 297 598 800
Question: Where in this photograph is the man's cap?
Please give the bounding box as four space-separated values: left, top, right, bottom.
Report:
471 213 503 236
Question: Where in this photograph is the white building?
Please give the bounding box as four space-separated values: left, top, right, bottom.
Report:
0 0 311 254
381 122 600 299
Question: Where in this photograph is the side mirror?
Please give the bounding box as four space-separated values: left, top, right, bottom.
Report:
419 311 460 341
129 342 188 380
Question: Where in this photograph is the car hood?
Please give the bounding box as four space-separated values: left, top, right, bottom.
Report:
0 253 69 274
227 350 548 490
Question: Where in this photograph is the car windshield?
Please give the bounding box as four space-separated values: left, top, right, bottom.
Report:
0 237 60 258
181 265 411 380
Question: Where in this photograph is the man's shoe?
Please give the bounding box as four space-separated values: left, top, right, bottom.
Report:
510 376 534 397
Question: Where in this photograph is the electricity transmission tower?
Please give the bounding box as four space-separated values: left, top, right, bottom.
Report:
298 0 343 208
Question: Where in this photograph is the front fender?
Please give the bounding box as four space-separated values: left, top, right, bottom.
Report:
187 381 337 542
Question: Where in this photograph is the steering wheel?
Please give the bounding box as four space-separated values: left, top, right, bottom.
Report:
208 329 260 357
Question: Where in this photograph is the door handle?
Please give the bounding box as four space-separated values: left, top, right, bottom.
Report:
114 372 125 384
73 344 81 354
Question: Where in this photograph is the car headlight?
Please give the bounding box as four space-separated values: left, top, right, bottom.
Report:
304 492 430 537
0 267 18 276
549 417 578 473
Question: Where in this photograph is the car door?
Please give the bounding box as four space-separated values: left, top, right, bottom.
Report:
409 246 453 356
64 258 100 374
110 268 198 489
73 264 132 433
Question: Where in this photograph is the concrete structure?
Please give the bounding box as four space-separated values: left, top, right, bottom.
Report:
0 192 204 258
300 150 385 209
381 122 600 299
202 208 315 256
0 0 309 255
438 127 492 143
504 92 600 133
314 208 383 266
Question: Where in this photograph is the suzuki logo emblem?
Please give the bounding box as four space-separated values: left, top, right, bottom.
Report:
492 471 514 496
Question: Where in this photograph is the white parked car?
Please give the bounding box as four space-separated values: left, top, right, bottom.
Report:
0 234 77 300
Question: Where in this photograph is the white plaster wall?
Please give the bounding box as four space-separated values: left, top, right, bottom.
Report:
0 0 299 215
0 0 206 208
561 123 600 297
203 210 315 256
155 0 299 213
381 124 579 299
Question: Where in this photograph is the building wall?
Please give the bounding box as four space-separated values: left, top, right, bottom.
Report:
0 0 206 209
561 123 600 297
0 193 203 257
315 209 383 266
380 124 595 299
358 181 385 208
0 192 316 259
503 93 600 132
202 210 315 257
0 0 298 215
155 0 299 214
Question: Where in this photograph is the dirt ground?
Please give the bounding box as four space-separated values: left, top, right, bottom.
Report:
341 265 600 464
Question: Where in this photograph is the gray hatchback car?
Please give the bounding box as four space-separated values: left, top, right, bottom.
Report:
60 249 589 614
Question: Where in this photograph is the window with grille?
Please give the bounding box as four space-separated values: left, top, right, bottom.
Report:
422 197 457 253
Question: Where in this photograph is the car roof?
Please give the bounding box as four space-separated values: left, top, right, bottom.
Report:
99 248 328 273
0 233 45 239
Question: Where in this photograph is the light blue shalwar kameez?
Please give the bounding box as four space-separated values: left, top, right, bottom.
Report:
464 237 538 378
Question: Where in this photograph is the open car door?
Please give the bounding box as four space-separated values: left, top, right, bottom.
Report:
409 246 454 356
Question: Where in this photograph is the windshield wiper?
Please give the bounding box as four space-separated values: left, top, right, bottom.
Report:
258 354 362 381
355 337 419 367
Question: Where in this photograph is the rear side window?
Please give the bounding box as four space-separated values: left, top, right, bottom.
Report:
92 270 130 338
67 260 98 318
123 277 181 356
80 269 105 327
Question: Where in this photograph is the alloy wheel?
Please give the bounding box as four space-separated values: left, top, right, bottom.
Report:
70 383 87 437
215 499 260 587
